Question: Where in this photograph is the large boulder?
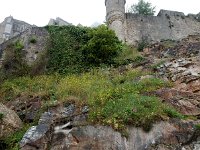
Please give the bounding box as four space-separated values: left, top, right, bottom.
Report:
0 103 23 138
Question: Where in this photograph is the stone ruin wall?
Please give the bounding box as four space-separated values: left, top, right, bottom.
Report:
0 16 32 44
0 27 49 66
125 10 200 44
105 0 200 45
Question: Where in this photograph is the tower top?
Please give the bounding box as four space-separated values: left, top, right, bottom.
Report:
105 0 126 6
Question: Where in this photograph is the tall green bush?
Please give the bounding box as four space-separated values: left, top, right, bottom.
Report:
46 25 122 74
82 25 122 66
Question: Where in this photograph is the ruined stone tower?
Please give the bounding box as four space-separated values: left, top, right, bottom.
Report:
105 0 126 41
0 16 32 44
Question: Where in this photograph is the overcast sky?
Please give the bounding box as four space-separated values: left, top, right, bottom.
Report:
0 0 199 27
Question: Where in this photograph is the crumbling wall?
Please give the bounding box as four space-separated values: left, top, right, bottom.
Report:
0 27 49 66
125 10 200 44
0 16 32 44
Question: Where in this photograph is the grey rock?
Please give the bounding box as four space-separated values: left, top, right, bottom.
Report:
20 124 50 147
0 103 22 138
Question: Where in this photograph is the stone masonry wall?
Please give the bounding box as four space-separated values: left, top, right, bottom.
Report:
105 0 200 45
125 10 200 44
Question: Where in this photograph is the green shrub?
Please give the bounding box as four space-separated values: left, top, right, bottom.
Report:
82 25 122 66
29 36 37 44
14 40 24 51
46 25 122 75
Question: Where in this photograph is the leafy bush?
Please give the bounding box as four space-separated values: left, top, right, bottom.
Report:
14 40 24 51
82 25 122 66
46 25 122 75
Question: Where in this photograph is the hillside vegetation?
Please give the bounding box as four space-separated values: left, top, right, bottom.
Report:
0 25 187 149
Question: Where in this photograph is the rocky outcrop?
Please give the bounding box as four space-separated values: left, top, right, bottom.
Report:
155 88 200 116
19 104 84 149
6 95 42 123
157 57 200 94
0 103 23 139
18 103 200 150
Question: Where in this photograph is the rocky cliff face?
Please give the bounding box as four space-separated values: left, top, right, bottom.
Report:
17 103 199 150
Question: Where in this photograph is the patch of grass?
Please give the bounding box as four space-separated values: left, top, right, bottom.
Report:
161 39 176 49
90 94 166 131
114 45 140 65
29 36 37 44
164 107 185 119
133 56 146 63
151 60 165 70
0 113 4 121
3 123 32 150
14 40 24 51
195 124 200 130
137 38 149 52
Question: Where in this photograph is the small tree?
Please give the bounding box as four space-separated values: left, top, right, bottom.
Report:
128 0 156 16
82 25 122 66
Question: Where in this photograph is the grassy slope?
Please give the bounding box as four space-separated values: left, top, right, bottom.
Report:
0 68 181 131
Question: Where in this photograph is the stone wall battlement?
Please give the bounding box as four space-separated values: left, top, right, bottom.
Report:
105 0 200 45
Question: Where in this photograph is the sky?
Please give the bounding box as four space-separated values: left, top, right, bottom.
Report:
0 0 199 27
